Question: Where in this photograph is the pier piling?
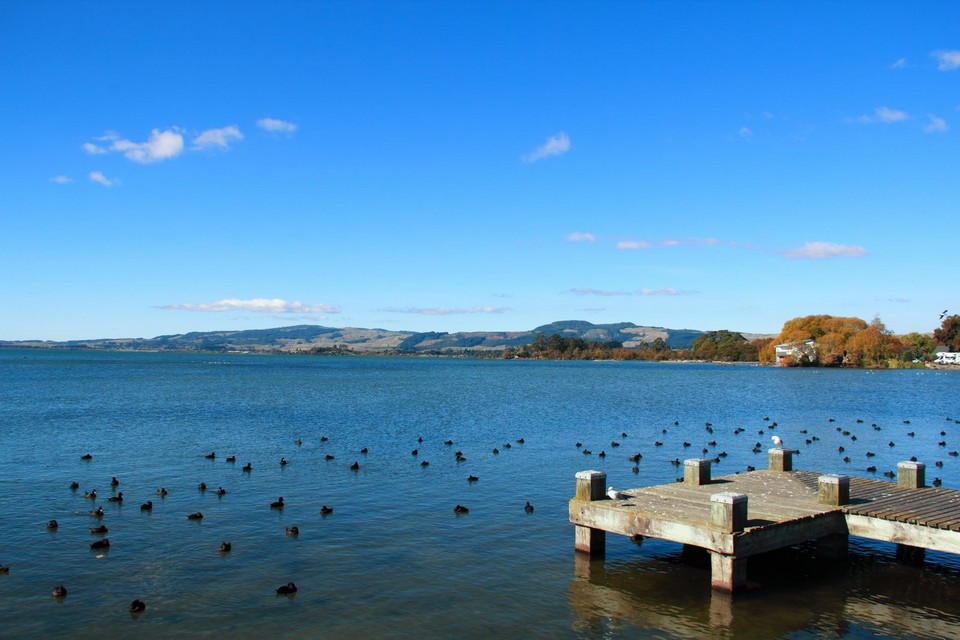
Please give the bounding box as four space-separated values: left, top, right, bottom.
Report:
573 471 607 557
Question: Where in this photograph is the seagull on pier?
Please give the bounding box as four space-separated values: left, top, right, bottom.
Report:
606 486 625 500
771 435 783 449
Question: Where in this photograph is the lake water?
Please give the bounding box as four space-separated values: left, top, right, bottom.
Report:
1 350 959 639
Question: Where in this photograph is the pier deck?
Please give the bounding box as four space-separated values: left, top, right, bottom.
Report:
570 452 960 591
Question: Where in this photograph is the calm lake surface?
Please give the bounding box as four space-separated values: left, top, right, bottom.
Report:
1 350 959 639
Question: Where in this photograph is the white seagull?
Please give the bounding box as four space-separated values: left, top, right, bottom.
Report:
606 486 625 500
771 435 783 448
941 309 949 320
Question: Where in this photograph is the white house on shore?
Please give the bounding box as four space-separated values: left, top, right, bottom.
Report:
934 347 960 365
774 340 817 366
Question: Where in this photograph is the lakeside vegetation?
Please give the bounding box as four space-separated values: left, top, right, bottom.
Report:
501 314 959 368
3 315 956 369
501 329 764 363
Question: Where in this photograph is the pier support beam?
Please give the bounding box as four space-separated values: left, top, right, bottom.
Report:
710 553 747 592
768 448 793 472
684 458 712 485
897 461 925 489
573 471 606 557
709 492 748 591
816 476 850 558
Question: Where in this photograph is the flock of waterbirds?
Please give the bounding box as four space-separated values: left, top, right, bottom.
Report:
4 411 958 615
3 432 539 612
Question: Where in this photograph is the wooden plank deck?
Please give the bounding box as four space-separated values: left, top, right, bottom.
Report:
570 456 960 591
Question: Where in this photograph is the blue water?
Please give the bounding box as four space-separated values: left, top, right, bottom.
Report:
1 350 959 638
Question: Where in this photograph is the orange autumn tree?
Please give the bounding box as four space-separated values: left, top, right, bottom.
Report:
760 315 869 366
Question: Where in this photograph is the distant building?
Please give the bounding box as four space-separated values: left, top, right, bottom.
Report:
774 340 817 366
933 347 960 365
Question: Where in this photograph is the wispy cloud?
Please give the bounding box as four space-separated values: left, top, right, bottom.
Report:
615 237 729 250
616 240 653 251
382 306 510 315
85 128 185 163
567 288 687 297
783 242 868 259
160 298 341 314
738 126 753 138
566 232 596 243
924 114 948 133
567 288 632 297
88 171 116 187
637 288 682 296
50 175 72 184
523 132 570 163
257 117 298 134
192 125 243 151
890 57 907 69
932 49 960 71
846 107 910 125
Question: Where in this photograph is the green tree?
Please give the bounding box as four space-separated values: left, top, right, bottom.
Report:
900 332 937 362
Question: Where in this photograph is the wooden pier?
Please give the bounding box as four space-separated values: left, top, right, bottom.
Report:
569 450 960 591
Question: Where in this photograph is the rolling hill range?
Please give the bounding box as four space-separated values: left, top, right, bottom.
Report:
0 321 763 354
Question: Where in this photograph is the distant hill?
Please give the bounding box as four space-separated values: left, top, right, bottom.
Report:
1 321 770 354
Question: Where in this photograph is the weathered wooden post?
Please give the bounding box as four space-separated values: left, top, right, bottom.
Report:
768 448 793 472
818 474 850 505
684 458 711 485
895 461 926 563
897 461 925 488
709 492 748 591
816 474 850 558
573 471 607 557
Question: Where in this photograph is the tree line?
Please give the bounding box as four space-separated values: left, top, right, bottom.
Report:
498 313 960 367
501 330 764 362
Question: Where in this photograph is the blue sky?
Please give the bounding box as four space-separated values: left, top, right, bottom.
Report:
2 1 958 341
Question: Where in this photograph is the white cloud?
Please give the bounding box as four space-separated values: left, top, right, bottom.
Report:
637 288 681 296
890 57 907 69
88 128 185 164
846 107 910 125
257 117 298 134
616 240 653 250
192 125 243 150
924 114 948 133
783 242 868 259
88 171 116 187
50 175 72 184
932 49 960 71
876 106 909 123
523 132 570 163
382 306 510 315
161 298 341 314
739 127 753 138
566 232 596 243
